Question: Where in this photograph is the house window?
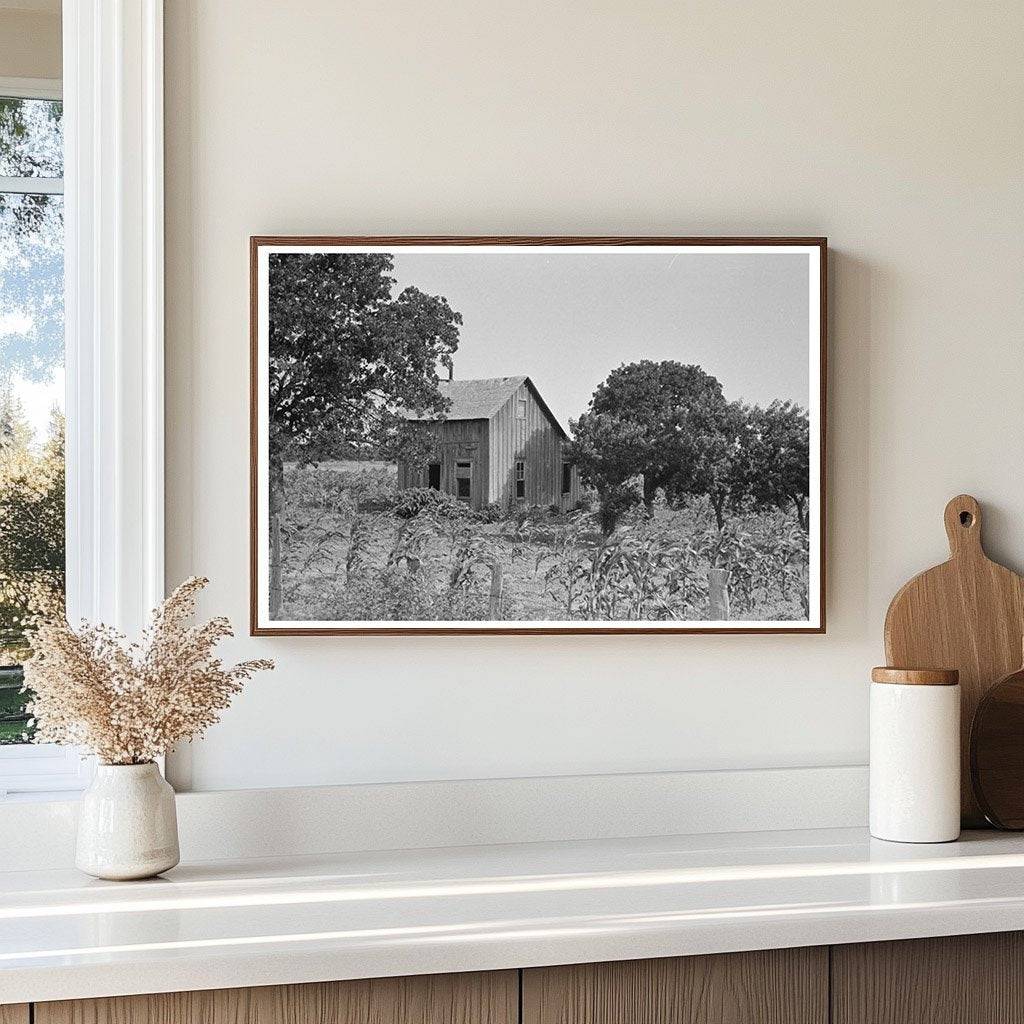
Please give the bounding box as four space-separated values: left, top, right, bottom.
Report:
0 91 65 750
516 397 527 420
455 460 472 500
427 462 441 490
515 460 525 499
562 462 572 495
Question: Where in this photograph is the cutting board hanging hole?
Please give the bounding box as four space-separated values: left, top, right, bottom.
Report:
944 494 983 557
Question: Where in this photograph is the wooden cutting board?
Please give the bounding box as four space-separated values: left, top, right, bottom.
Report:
970 649 1024 829
884 494 1024 826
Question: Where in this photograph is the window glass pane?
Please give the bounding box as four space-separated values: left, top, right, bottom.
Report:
0 128 65 744
0 98 63 179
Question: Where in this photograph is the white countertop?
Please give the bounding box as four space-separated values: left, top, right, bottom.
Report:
4 826 1024 1004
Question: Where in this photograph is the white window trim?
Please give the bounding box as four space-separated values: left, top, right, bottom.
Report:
0 78 64 194
0 2 165 799
64 0 164 635
0 76 62 101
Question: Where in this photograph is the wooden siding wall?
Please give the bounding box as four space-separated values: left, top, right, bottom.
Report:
489 384 579 508
396 420 490 509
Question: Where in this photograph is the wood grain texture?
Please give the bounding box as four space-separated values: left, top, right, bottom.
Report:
0 1006 29 1024
871 666 959 685
522 948 828 1024
884 494 1024 825
396 417 488 507
35 971 517 1024
832 932 1024 1024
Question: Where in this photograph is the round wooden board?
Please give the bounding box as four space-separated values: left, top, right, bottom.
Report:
970 664 1024 829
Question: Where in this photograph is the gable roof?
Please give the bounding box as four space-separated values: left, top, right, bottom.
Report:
440 376 527 420
405 376 568 439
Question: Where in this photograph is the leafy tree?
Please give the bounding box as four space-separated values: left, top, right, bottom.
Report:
568 361 728 531
0 99 65 740
745 400 811 529
665 399 754 532
0 398 65 665
564 412 647 533
267 252 462 615
0 98 63 180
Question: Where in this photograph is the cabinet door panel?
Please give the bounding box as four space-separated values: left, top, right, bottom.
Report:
523 948 828 1024
0 1006 29 1024
832 932 1024 1024
36 971 517 1024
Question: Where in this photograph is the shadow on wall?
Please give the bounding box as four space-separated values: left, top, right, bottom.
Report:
828 249 872 637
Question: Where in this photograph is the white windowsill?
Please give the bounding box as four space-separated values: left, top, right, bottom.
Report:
0 744 94 799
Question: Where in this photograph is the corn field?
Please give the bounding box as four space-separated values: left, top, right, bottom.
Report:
277 464 809 623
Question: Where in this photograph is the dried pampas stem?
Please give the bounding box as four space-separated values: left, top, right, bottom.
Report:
23 577 274 765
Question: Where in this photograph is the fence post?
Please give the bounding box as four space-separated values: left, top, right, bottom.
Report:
269 457 285 619
488 562 504 620
708 567 730 620
269 514 283 618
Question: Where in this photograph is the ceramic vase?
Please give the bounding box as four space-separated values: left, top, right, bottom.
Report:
76 762 180 880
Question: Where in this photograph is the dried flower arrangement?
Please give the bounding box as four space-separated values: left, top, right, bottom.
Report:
23 577 273 765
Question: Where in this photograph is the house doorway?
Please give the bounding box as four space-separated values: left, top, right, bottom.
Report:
428 463 441 490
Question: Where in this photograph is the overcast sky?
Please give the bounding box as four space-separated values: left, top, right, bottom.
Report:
390 250 811 432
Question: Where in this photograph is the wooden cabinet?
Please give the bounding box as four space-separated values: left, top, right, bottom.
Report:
522 948 828 1024
832 932 1024 1024
34 971 517 1024
22 932 1024 1024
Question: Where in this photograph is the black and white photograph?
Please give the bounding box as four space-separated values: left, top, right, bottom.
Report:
251 239 824 634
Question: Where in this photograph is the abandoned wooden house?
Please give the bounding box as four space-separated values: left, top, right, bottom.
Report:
397 376 581 510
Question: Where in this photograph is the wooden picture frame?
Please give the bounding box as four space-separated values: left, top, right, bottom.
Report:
251 236 827 635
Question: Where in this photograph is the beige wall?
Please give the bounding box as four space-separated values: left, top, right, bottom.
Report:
0 7 60 81
164 0 1024 791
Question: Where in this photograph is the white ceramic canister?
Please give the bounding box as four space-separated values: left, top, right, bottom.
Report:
76 762 180 880
869 667 961 843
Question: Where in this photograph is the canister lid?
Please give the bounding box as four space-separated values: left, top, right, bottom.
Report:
871 666 959 686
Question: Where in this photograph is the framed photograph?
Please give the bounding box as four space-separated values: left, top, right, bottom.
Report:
251 237 826 635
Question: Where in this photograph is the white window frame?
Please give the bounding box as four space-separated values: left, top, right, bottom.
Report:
0 0 165 799
0 76 82 796
0 77 64 193
0 77 61 101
